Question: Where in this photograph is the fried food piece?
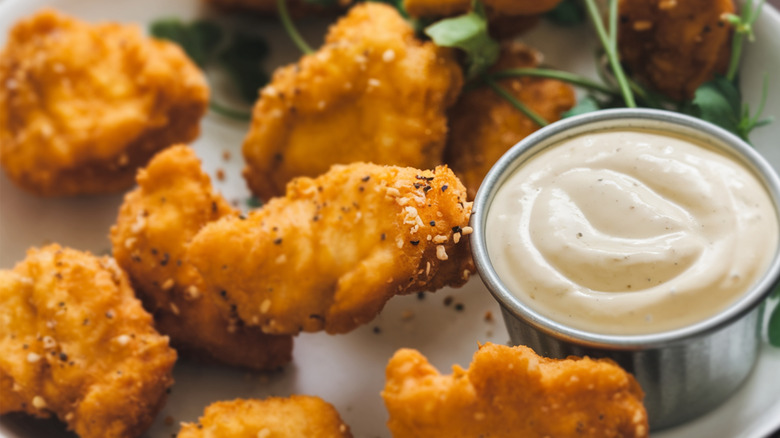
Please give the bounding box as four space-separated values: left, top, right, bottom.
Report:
189 162 474 335
0 9 209 196
242 2 463 199
403 0 562 18
0 244 176 438
383 343 648 438
445 43 576 199
618 0 734 100
110 146 293 371
177 396 352 437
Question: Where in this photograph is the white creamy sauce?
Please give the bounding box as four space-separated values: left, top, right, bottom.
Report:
486 129 779 334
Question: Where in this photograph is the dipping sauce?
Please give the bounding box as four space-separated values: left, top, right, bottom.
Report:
486 129 779 335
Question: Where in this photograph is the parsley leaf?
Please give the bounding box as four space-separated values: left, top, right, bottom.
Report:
563 95 601 118
769 299 780 347
690 76 742 136
219 32 271 102
150 19 223 68
546 0 586 26
424 0 500 79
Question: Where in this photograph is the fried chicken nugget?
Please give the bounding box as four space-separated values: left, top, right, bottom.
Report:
110 145 293 371
0 9 209 196
383 343 648 438
242 2 463 199
177 396 352 437
0 244 176 438
445 42 575 199
188 162 474 335
618 0 734 100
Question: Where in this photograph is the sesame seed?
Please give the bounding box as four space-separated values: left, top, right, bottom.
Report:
436 245 448 261
382 49 396 62
461 226 473 235
260 299 271 314
170 303 180 315
433 235 448 244
32 396 47 410
42 336 56 349
27 352 41 363
258 428 271 438
161 278 174 290
116 335 131 346
275 254 287 264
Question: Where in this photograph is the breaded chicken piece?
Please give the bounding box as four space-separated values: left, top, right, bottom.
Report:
383 343 648 438
110 146 293 371
445 42 576 199
403 0 562 18
242 2 463 199
177 396 352 437
189 162 474 335
0 245 176 438
618 0 734 100
0 9 208 196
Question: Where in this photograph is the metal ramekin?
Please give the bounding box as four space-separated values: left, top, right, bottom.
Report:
471 108 780 430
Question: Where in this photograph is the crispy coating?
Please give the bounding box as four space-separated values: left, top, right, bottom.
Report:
189 162 474 335
0 9 208 196
242 3 463 199
0 245 176 438
403 0 562 18
110 146 293 371
618 0 734 100
444 43 576 199
383 343 649 438
177 396 353 437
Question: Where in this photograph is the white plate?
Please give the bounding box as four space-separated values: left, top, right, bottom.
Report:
1 1 779 437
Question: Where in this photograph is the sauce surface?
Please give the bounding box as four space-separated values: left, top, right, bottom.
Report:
487 129 779 335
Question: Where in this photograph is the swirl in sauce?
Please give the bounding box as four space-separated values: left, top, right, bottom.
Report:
487 129 778 335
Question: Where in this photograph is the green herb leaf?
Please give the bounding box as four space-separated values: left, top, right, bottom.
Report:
546 0 586 26
219 32 271 102
246 196 264 208
769 300 780 346
563 95 601 118
690 76 742 135
424 0 500 79
150 19 224 67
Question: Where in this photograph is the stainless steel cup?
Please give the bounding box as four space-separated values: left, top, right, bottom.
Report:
470 108 780 430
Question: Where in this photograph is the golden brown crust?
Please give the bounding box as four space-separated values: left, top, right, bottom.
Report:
445 42 576 199
110 145 293 371
241 2 463 199
0 9 208 196
618 0 734 100
177 396 353 438
0 244 177 438
189 162 474 335
383 343 649 438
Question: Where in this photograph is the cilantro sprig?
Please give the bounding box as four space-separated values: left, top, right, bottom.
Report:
770 285 780 346
150 18 270 121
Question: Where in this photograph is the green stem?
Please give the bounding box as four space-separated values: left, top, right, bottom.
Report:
209 101 252 121
484 76 549 128
749 73 770 127
490 68 619 95
727 0 766 81
277 0 314 55
583 0 636 107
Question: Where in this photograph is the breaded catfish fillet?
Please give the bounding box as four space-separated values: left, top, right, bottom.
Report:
189 162 474 335
177 396 353 438
0 245 176 438
242 2 463 199
0 9 208 196
383 343 648 438
444 42 575 199
618 0 734 100
110 146 293 371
